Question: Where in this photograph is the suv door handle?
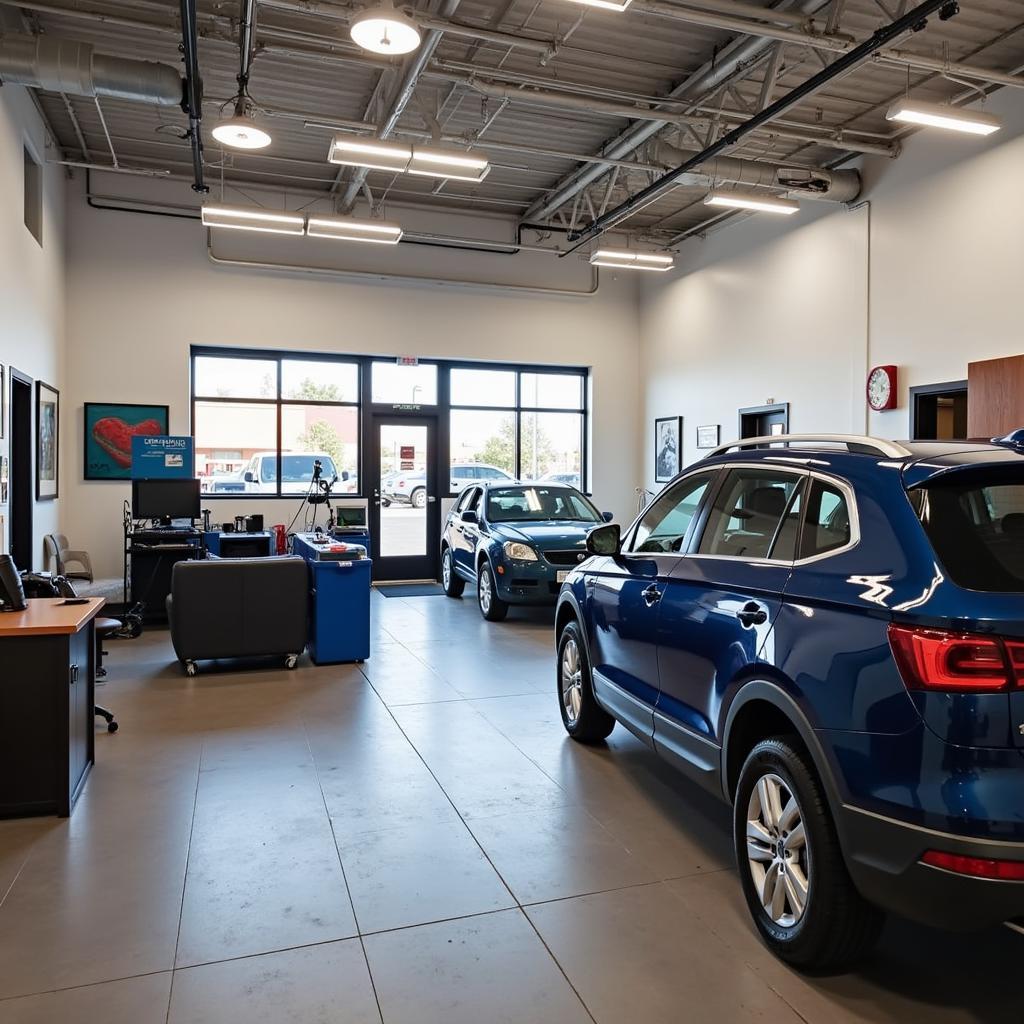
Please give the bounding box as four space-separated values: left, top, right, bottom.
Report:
642 584 662 608
736 602 768 627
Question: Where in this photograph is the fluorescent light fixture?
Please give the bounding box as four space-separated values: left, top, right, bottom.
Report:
560 0 633 10
407 147 490 182
885 97 1001 136
349 3 421 55
306 215 403 244
211 112 271 150
328 137 413 173
589 248 674 272
201 203 305 235
703 190 799 215
328 136 490 182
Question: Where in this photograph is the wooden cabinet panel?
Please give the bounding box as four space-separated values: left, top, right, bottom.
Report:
967 354 1024 439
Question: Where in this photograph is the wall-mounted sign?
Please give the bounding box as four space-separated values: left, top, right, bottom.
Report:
131 435 194 479
391 403 421 411
397 356 419 367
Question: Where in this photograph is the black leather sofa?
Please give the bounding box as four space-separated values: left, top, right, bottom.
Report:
166 556 308 675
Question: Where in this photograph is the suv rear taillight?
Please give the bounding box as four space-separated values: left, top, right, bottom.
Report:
888 624 1024 693
921 850 1024 881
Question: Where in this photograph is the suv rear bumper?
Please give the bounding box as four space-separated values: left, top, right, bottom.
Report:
841 804 1024 931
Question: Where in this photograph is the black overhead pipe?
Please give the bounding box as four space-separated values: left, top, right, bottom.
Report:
564 0 958 248
179 0 208 193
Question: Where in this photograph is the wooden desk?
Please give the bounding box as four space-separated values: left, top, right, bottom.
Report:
0 598 104 818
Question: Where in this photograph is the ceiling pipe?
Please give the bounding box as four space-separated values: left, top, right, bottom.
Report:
0 31 182 104
337 0 463 212
521 0 834 226
568 0 953 244
654 142 861 202
305 116 669 171
258 0 555 56
447 69 896 157
179 0 208 192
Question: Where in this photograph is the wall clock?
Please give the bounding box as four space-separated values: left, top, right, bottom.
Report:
867 365 898 411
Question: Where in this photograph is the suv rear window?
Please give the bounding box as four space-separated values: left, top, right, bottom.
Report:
916 472 1024 591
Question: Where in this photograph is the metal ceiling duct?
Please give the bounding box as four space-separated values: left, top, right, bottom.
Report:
0 32 182 105
654 144 861 203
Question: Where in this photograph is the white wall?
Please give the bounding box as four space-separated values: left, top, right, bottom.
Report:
639 87 1024 482
64 175 643 577
0 83 66 562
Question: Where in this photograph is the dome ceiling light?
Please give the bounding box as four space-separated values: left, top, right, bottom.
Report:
350 2 422 56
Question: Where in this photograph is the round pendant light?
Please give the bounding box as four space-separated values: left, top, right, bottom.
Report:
350 3 422 55
212 112 272 150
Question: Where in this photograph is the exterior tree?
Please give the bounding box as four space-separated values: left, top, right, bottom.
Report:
475 416 556 477
293 379 346 470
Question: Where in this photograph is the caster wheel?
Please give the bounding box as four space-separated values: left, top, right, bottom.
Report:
285 654 299 670
107 721 119 733
185 661 197 677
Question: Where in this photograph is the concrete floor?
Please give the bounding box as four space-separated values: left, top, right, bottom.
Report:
0 591 1019 1023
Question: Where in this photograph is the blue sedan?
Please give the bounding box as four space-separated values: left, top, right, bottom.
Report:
440 483 612 621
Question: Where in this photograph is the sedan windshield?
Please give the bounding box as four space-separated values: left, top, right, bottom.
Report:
486 486 601 523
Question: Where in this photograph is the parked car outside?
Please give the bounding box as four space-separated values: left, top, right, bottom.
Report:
440 482 614 620
238 451 352 495
387 462 514 508
555 432 1024 970
538 471 581 489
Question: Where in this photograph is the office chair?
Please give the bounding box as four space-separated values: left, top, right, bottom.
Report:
53 577 119 733
44 534 95 582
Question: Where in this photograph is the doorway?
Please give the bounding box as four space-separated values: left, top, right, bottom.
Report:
909 380 968 441
739 403 789 439
9 369 33 570
370 415 440 582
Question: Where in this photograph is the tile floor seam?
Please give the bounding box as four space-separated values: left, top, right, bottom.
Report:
357 653 605 1024
163 736 206 1024
0 968 174 1005
299 708 386 1024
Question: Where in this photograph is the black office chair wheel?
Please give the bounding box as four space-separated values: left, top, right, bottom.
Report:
107 720 119 733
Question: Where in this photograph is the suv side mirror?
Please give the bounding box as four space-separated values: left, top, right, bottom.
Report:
586 523 620 556
243 471 255 483
602 511 614 523
461 509 478 524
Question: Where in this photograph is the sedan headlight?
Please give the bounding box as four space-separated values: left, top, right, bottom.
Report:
503 541 538 562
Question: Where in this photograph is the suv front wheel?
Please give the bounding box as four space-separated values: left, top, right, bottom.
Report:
734 737 884 971
557 620 614 742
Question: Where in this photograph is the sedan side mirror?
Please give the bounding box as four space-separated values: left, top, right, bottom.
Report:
602 511 614 523
586 523 620 556
461 509 478 524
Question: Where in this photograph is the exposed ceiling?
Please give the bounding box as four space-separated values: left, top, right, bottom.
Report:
3 0 1023 245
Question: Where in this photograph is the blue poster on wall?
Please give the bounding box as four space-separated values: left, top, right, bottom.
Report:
131 435 194 479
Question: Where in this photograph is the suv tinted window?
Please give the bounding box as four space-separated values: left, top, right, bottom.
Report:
697 469 802 560
630 472 715 554
917 471 1024 591
798 479 851 560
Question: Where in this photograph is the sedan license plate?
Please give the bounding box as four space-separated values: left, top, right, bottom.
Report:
557 570 570 583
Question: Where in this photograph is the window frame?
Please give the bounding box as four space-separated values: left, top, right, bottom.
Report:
624 468 720 556
191 347 590 501
191 348 361 499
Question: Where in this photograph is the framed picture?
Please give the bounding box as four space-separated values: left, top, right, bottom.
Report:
36 381 59 500
655 416 682 483
84 402 170 480
0 364 5 440
696 424 720 449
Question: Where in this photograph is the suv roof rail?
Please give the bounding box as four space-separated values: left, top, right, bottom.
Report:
708 433 912 459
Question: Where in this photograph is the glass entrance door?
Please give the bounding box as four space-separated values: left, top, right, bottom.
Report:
370 416 439 582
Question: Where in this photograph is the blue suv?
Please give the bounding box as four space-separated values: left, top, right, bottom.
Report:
555 434 1024 970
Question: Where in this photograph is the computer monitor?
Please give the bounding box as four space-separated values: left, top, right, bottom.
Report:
132 478 201 522
335 505 367 529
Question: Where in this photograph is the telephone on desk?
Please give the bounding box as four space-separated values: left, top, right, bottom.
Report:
0 555 27 612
